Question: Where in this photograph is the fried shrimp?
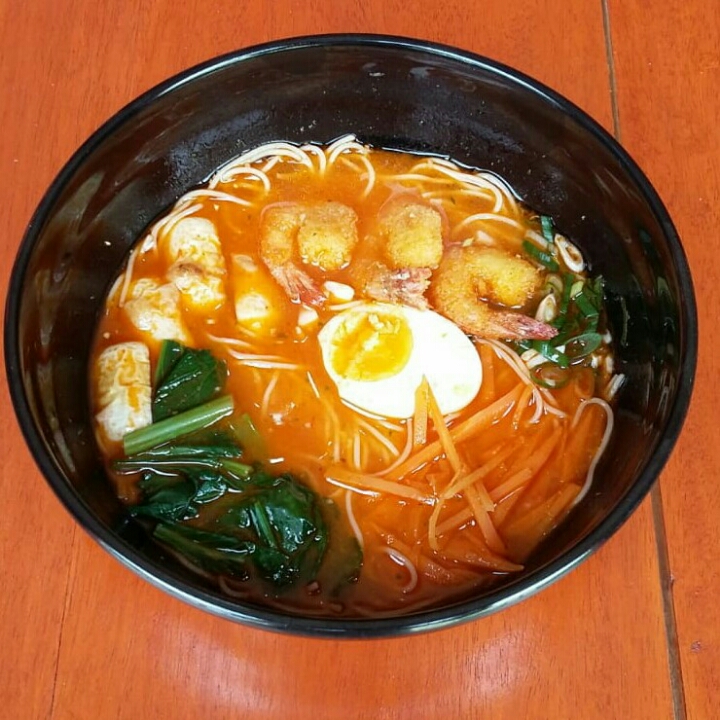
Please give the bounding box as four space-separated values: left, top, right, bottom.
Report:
260 201 358 306
353 260 433 309
430 246 558 340
355 198 445 308
377 198 444 269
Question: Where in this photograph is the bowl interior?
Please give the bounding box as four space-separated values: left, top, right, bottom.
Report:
6 37 695 636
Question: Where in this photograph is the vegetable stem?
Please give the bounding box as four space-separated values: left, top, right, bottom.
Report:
123 395 234 455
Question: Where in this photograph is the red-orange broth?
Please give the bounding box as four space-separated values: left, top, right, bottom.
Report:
91 138 618 617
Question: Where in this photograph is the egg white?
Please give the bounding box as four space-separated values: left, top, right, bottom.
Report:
318 302 482 419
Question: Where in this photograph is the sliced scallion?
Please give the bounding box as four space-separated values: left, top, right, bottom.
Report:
522 240 560 272
532 340 569 368
565 332 603 359
540 215 555 243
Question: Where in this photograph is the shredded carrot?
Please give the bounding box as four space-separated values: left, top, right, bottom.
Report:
492 488 524 527
502 484 581 561
461 533 524 572
489 468 534 504
510 424 568 516
428 465 465 551
477 345 495 405
426 382 463 473
435 507 474 536
387 385 522 480
325 466 435 505
442 443 515 501
511 383 534 429
412 376 429 450
558 402 605 485
465 484 507 555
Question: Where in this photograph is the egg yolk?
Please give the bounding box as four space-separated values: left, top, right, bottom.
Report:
329 308 413 382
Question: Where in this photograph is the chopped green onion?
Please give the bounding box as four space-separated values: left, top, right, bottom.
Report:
522 240 560 272
532 364 572 389
569 280 584 298
565 332 603 359
574 290 600 318
540 215 555 243
123 395 234 456
532 340 569 368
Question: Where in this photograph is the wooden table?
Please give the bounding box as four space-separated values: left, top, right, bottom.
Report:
1 2 717 718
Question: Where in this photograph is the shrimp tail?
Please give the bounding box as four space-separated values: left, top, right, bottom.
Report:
362 262 431 309
482 311 558 341
271 264 325 307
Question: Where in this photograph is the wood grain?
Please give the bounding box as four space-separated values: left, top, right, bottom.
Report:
608 1 720 717
0 0 696 717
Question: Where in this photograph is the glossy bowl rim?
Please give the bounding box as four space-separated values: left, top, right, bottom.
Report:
4 33 698 638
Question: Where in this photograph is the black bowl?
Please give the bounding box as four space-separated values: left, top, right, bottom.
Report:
4 35 697 637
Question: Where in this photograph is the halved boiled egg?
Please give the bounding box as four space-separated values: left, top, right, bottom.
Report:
318 302 482 419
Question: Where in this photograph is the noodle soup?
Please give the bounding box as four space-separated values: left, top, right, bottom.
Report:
91 137 622 616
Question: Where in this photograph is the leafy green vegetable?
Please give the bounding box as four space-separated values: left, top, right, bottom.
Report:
154 523 255 575
153 342 227 421
154 340 185 387
228 413 268 461
132 475 200 522
149 472 329 587
120 341 354 590
123 395 235 455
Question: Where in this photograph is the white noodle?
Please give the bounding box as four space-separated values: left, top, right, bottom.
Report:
528 389 545 424
376 419 414 477
226 349 302 371
306 371 321 399
179 189 252 207
204 333 255 350
382 546 419 593
328 300 364 312
356 418 402 458
217 576 251 599
326 135 367 164
571 398 614 505
260 370 280 418
345 491 364 549
604 373 626 401
352 431 362 470
339 154 376 199
524 227 550 250
326 476 379 497
117 248 138 307
472 228 498 246
230 142 314 169
143 201 202 252
105 273 124 305
300 143 328 175
453 212 524 235
211 165 271 191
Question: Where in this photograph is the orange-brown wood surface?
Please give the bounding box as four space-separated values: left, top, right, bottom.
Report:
0 1 715 718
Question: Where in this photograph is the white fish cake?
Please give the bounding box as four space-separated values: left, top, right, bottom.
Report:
124 278 190 343
232 253 288 335
95 342 152 442
165 217 227 310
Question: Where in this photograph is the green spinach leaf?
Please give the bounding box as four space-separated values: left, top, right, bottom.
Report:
153 342 228 421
